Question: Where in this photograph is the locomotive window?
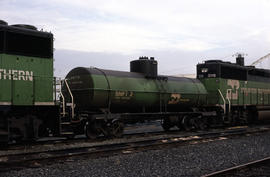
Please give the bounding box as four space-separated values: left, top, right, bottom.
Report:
221 66 247 80
5 32 52 58
0 31 3 53
197 64 220 79
247 69 270 82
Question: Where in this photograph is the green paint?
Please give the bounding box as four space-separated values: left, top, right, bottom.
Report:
68 71 208 110
200 77 270 106
0 53 54 105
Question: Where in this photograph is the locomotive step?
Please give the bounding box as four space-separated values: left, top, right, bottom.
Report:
0 130 9 142
0 129 9 135
60 132 74 135
61 122 71 125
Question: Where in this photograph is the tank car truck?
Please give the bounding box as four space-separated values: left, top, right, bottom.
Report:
0 20 60 142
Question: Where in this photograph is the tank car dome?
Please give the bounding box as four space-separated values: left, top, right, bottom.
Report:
0 20 8 25
11 24 37 30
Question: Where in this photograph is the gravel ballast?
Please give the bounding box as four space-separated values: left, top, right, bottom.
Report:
1 132 270 177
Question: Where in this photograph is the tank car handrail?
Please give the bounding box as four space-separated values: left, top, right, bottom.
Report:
64 79 75 119
218 89 226 114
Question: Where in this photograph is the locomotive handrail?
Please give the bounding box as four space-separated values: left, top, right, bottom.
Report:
218 89 226 114
227 97 231 113
59 80 66 116
226 89 231 113
64 79 75 119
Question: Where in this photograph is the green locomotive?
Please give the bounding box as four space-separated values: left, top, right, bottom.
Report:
0 20 59 142
197 54 270 124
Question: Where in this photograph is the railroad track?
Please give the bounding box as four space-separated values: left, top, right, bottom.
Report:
3 129 177 151
0 125 270 171
0 122 260 150
202 156 270 177
0 121 164 150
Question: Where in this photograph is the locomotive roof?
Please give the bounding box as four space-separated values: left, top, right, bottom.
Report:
0 24 53 38
198 59 270 78
0 24 53 58
204 59 270 71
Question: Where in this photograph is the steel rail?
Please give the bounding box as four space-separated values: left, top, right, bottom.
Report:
0 125 270 171
202 156 270 177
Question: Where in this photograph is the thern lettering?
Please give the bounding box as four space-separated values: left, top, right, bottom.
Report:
0 69 33 81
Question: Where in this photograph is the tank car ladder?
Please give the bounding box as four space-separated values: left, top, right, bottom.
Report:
58 79 76 137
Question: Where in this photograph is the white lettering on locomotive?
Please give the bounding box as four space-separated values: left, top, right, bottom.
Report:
0 69 33 81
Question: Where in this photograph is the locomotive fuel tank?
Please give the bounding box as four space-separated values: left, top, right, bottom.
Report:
64 57 207 114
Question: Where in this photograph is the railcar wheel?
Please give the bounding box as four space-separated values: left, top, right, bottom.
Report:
177 116 184 130
197 119 206 130
161 119 171 131
10 128 23 142
85 122 100 139
110 120 124 138
182 116 192 131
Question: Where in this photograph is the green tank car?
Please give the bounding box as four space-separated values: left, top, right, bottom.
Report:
62 57 208 138
65 65 207 113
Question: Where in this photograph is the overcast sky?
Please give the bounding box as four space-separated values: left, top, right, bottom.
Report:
1 0 270 76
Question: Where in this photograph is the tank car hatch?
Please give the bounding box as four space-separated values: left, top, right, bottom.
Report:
130 56 157 78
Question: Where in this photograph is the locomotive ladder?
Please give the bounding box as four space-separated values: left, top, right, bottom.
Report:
58 79 75 118
218 89 232 123
64 79 75 119
58 79 76 137
218 89 226 114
